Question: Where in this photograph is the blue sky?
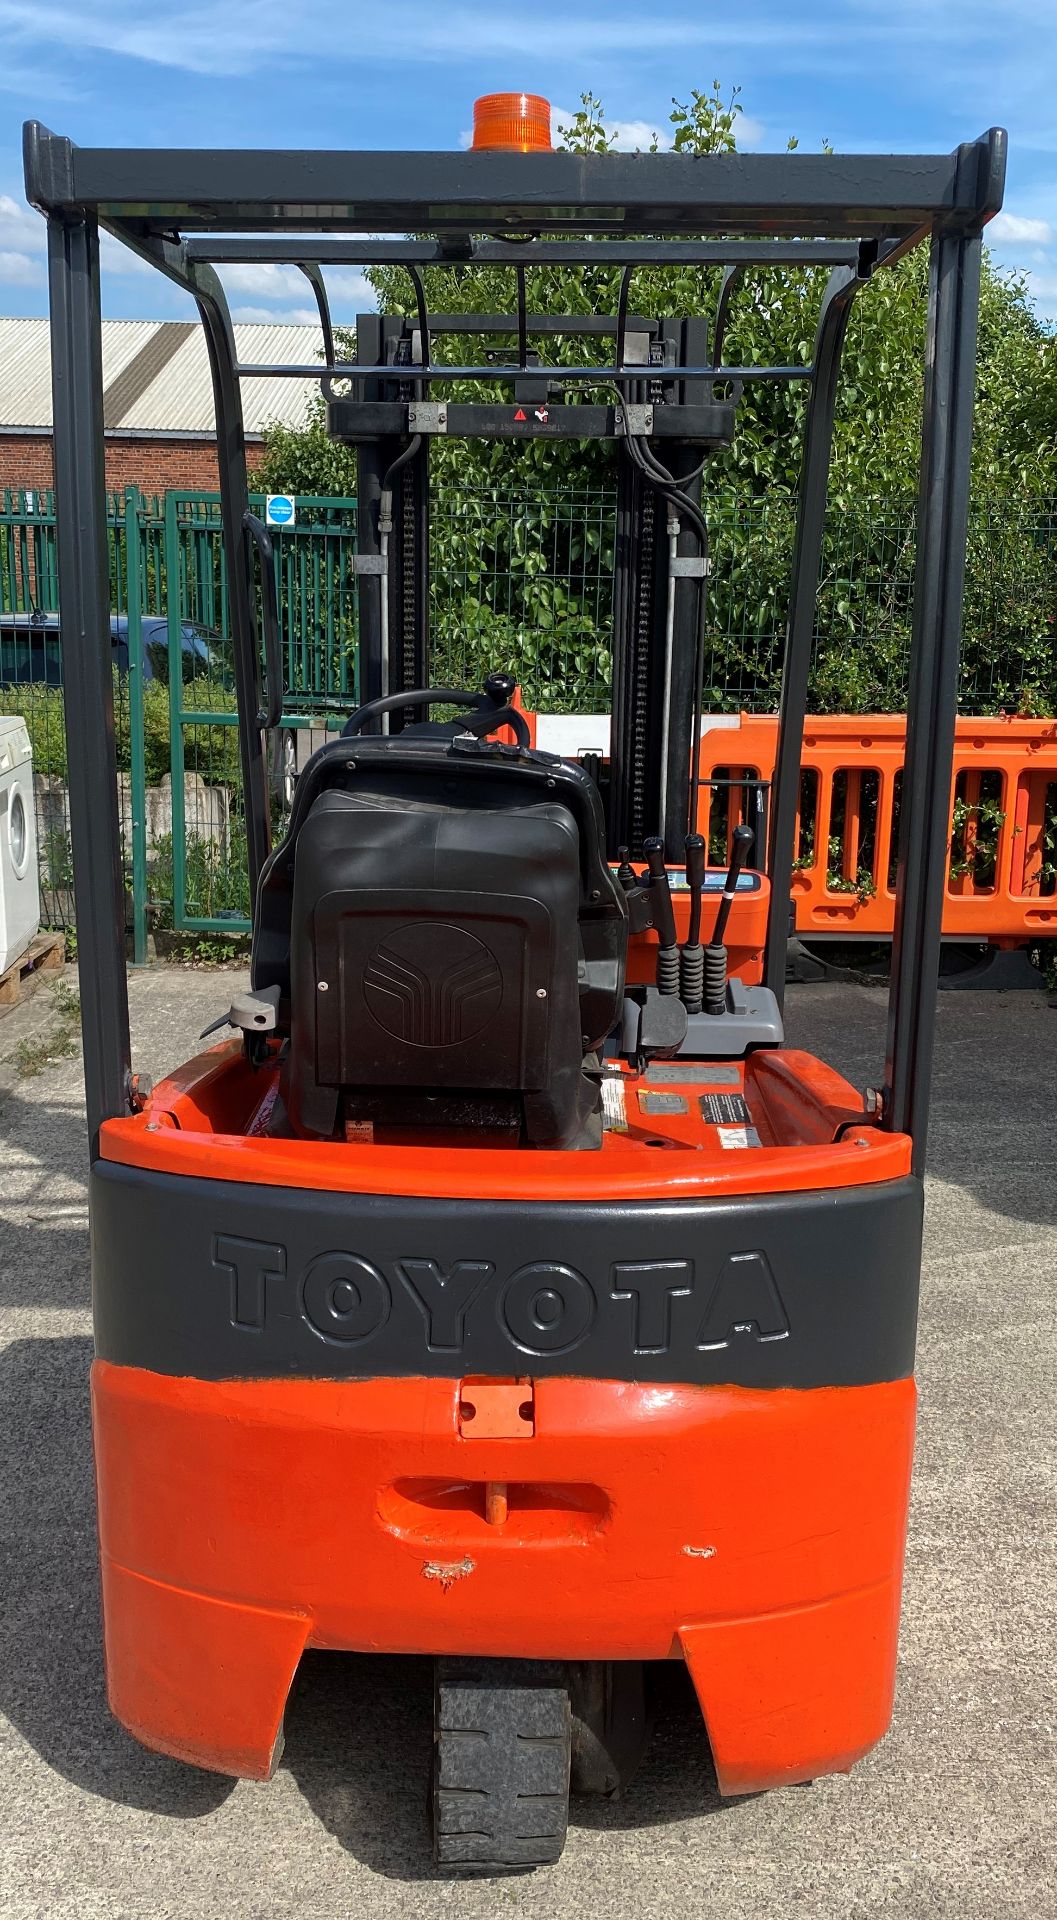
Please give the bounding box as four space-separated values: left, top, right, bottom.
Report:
1 0 1055 327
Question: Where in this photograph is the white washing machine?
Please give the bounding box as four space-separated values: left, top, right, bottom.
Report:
0 716 40 976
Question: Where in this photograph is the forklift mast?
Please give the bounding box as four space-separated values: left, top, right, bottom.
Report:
342 306 719 859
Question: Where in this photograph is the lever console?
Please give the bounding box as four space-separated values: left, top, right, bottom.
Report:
615 822 784 1064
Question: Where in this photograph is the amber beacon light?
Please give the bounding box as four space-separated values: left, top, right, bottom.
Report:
471 92 552 152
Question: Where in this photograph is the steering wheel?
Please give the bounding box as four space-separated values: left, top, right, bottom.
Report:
342 682 531 747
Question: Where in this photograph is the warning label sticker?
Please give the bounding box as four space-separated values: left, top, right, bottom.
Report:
717 1125 763 1149
602 1075 628 1133
700 1092 752 1126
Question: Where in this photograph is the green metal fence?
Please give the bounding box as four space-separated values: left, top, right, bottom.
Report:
3 482 1056 957
0 486 358 956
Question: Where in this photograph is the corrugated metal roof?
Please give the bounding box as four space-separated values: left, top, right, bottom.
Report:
0 316 323 435
0 317 160 430
119 322 321 434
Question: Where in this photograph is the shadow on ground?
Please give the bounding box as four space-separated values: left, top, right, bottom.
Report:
283 1651 734 1881
0 1335 234 1821
0 1087 96 1311
784 983 1057 1229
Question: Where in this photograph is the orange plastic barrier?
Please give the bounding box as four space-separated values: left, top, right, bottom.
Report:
697 713 1057 947
518 707 1057 949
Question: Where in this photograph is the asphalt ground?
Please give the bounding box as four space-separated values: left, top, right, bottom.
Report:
1 966 1055 1919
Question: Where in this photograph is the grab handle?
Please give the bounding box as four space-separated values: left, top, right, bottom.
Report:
243 510 284 730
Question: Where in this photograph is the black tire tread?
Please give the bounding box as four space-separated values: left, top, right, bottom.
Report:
433 1658 571 1869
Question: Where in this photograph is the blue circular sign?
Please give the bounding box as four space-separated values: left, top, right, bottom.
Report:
268 495 294 525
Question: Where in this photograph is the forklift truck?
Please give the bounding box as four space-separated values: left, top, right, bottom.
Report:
26 101 1005 1869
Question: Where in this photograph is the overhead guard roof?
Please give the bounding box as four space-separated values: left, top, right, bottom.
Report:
24 124 1007 243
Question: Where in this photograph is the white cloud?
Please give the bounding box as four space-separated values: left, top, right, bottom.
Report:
609 119 673 153
99 232 159 276
0 248 41 286
230 304 323 326
0 193 44 254
737 114 767 150
0 0 284 76
224 263 366 300
549 102 675 152
986 207 1057 326
223 264 316 299
989 212 1054 248
223 265 372 320
0 53 78 96
0 0 830 78
327 269 373 299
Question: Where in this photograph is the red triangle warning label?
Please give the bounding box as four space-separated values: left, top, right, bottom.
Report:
514 408 527 421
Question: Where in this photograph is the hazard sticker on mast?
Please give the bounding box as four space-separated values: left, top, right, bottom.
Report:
514 408 527 421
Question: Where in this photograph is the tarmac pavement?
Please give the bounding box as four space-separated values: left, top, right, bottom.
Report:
0 966 1055 1919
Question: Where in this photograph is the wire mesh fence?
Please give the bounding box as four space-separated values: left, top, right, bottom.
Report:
429 484 1057 717
429 483 616 710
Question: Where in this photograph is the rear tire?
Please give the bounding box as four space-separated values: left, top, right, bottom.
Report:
432 1657 571 1871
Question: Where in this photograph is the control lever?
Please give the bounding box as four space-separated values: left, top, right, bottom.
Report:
643 837 679 996
680 832 706 1014
615 844 637 892
705 824 755 1016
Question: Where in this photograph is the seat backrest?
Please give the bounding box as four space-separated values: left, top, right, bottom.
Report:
253 733 627 1145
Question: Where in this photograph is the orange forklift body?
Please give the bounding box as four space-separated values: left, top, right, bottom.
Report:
92 1037 917 1790
94 1362 914 1793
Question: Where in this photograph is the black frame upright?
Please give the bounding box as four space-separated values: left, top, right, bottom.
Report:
24 122 1005 1174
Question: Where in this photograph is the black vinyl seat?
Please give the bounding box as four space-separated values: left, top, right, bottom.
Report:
252 729 628 1147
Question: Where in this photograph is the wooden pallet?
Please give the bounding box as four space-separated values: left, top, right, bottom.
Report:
0 930 66 1009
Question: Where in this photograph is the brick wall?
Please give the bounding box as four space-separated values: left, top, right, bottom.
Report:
0 433 267 497
0 435 53 494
